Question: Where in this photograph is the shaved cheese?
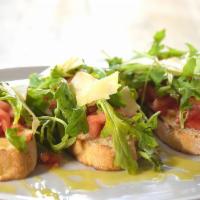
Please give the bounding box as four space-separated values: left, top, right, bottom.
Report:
71 71 120 106
117 87 139 117
160 57 185 72
56 57 84 76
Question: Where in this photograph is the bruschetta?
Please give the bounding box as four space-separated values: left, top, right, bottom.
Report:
106 30 200 155
26 62 162 173
0 83 39 181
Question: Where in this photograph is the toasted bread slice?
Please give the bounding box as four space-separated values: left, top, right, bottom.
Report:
70 134 137 171
0 136 37 181
155 118 200 155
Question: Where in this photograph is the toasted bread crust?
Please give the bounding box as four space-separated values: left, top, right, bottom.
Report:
70 135 137 171
70 137 121 170
156 119 200 155
0 137 37 181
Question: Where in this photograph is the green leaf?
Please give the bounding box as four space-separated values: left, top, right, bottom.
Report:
98 100 162 172
149 66 166 85
39 116 76 151
148 29 165 56
98 100 138 173
27 71 88 152
108 90 126 108
54 82 76 120
52 57 84 78
186 43 198 56
6 128 27 152
65 107 88 137
106 57 123 68
148 30 185 59
26 88 52 116
129 112 162 170
29 73 43 87
82 65 106 79
182 57 196 77
157 47 185 60
154 29 166 42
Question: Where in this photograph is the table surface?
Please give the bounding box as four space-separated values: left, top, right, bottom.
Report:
0 0 200 68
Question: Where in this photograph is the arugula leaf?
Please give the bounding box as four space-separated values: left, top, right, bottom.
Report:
148 29 185 59
182 57 196 77
106 57 123 68
98 100 138 173
52 57 84 78
6 128 27 152
186 43 198 56
148 29 166 57
82 65 106 79
65 108 88 137
149 65 166 86
0 84 23 125
27 72 88 152
26 88 52 116
0 83 39 151
29 73 43 88
108 90 126 108
54 82 76 120
98 100 162 172
39 116 76 151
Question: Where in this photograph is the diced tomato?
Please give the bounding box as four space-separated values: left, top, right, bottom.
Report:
0 101 11 112
49 100 57 110
151 96 179 115
185 99 200 130
39 152 61 167
144 84 157 103
0 109 11 135
0 101 33 140
12 124 33 142
87 105 98 115
185 109 200 130
87 112 106 139
0 124 4 136
0 101 12 136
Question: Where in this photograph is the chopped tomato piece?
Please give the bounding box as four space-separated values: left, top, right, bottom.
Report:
151 96 178 115
185 100 200 130
12 124 33 142
39 152 61 167
0 101 11 112
0 124 4 136
144 84 157 103
185 109 200 130
87 105 98 115
49 100 57 110
87 112 106 139
0 109 11 135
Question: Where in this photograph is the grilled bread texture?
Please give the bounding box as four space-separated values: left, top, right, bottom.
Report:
0 136 37 181
70 134 137 171
156 116 200 155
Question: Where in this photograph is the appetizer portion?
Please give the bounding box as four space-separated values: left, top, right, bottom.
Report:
26 58 162 173
0 83 39 181
106 30 200 155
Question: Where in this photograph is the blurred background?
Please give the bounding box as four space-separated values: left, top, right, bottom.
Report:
0 0 200 68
